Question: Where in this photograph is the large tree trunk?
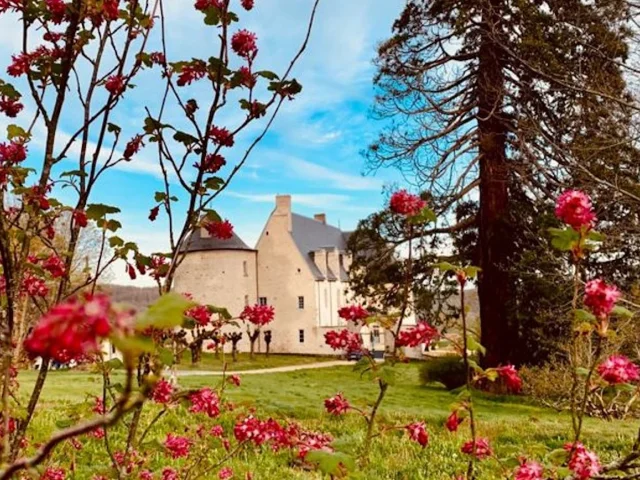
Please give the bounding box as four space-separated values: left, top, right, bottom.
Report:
477 2 512 367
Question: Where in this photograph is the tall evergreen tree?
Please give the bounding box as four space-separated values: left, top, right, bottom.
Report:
369 0 639 366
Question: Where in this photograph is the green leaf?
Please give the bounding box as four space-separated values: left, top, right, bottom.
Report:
434 262 457 272
377 365 397 386
55 418 75 429
7 124 29 141
574 309 596 322
546 448 568 466
104 358 124 370
109 236 124 248
98 219 122 232
203 6 220 25
203 209 222 223
110 335 155 356
586 230 605 242
60 170 87 178
611 305 634 319
256 70 279 81
463 266 481 278
209 305 232 320
135 293 195 331
548 227 580 251
107 123 121 135
203 176 224 191
466 335 486 355
158 347 174 366
353 357 371 374
173 130 198 146
154 191 167 203
86 203 121 220
575 367 590 377
467 359 484 374
306 451 354 476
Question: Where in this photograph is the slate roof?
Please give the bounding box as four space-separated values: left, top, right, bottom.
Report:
180 227 254 253
290 213 350 281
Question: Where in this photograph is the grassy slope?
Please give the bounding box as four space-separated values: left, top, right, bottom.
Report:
17 364 636 479
175 352 336 371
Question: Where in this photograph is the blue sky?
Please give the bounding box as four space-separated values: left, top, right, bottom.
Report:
0 0 407 285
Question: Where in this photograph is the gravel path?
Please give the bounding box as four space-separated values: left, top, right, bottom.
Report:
174 360 350 377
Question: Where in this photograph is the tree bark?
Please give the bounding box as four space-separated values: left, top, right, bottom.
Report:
477 1 512 367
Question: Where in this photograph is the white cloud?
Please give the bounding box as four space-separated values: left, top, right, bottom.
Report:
280 155 383 191
227 191 350 209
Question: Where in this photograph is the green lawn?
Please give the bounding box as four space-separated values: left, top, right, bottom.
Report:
174 352 336 371
15 363 637 479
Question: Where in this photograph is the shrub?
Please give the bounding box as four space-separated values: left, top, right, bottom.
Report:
419 356 467 390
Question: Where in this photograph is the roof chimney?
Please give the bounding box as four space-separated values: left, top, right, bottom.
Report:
275 194 291 213
314 213 326 224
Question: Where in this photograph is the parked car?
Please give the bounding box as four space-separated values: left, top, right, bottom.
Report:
346 351 363 361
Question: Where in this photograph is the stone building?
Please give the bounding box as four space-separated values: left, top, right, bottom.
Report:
173 194 392 356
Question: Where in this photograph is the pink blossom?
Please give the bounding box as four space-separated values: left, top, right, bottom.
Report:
41 467 66 480
162 468 178 480
337 305 369 324
396 322 438 348
218 467 233 479
228 374 241 387
497 365 522 393
205 220 234 240
324 329 363 353
152 379 174 404
190 388 220 417
445 411 463 432
598 355 640 385
389 190 426 217
0 95 23 117
186 304 211 326
42 254 66 278
324 393 350 415
461 438 492 459
105 75 125 96
92 397 106 414
240 304 275 326
231 30 258 59
210 425 224 437
194 153 226 173
514 460 544 480
177 60 207 86
208 125 234 147
555 190 596 231
405 421 429 447
565 442 601 479
139 471 153 480
164 433 192 458
584 279 621 318
240 0 253 10
0 141 27 163
45 0 66 23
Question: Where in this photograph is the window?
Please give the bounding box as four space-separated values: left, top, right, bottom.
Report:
244 295 249 306
298 296 304 309
373 326 381 342
299 329 305 343
111 343 116 354
259 297 267 306
243 261 248 277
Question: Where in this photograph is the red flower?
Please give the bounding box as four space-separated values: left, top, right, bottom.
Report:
240 304 275 327
105 75 125 96
389 190 426 217
514 460 544 480
564 442 601 479
445 410 463 432
324 392 350 415
162 468 178 480
150 255 168 280
149 206 160 222
231 30 258 59
555 190 596 231
45 0 66 23
103 0 119 20
23 293 113 362
0 141 27 164
91 427 105 439
126 264 136 280
194 0 225 11
208 126 234 147
324 329 362 353
461 438 492 459
139 471 154 480
0 96 23 117
93 396 106 414
186 304 211 326
210 425 224 437
337 305 369 324
164 433 192 458
41 467 66 480
152 379 174 404
238 66 256 88
218 467 233 480
396 322 438 348
598 355 640 385
21 273 49 297
405 421 429 447
496 364 522 393
204 219 234 240
7 53 31 77
124 135 144 159
233 415 277 445
177 61 207 86
149 51 166 66
241 0 253 10
584 279 621 318
73 209 88 228
43 254 66 278
190 388 220 417
228 374 241 386
195 153 226 173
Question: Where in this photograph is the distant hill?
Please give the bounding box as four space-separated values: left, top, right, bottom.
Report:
100 284 159 312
